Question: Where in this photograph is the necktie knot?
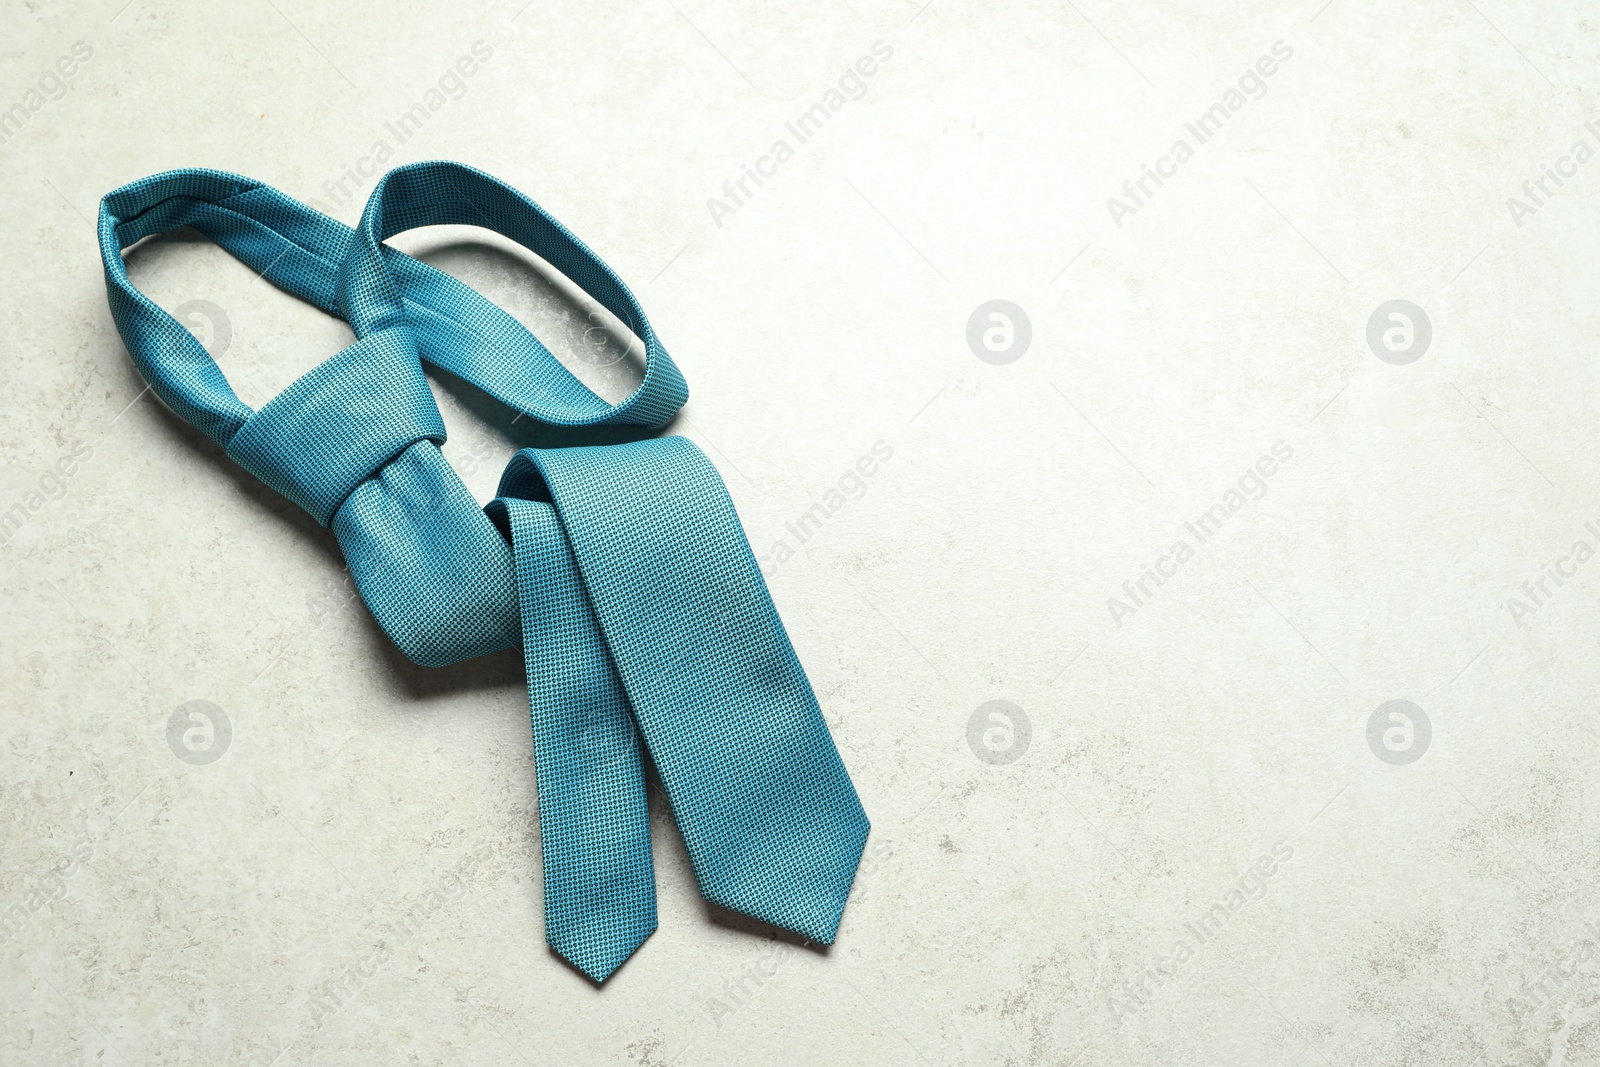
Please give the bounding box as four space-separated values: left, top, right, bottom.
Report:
225 327 444 527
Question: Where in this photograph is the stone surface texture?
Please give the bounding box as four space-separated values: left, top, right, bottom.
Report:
3 1 1599 1064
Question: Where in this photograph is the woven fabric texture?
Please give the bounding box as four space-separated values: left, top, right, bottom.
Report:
97 162 869 981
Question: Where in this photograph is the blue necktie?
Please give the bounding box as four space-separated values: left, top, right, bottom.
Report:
97 162 870 981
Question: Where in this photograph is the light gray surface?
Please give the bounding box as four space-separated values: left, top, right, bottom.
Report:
3 1 1599 1064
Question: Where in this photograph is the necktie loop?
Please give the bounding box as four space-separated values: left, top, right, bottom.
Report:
338 160 688 429
94 164 688 666
98 168 310 446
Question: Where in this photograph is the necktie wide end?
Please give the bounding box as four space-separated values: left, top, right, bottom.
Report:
699 810 871 948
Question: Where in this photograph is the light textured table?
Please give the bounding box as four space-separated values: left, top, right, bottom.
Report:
4 1 1598 1064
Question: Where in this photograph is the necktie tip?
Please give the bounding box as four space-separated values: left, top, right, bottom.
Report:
550 922 657 984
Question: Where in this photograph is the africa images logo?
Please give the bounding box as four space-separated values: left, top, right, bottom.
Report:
706 41 894 226
1505 120 1600 229
0 40 94 149
1105 41 1294 228
1109 839 1295 1022
1106 441 1294 626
